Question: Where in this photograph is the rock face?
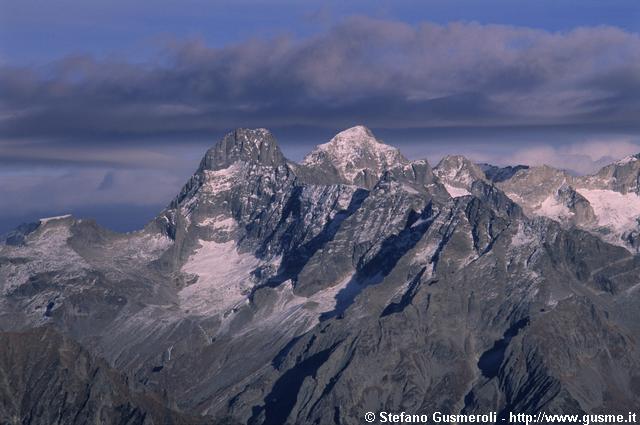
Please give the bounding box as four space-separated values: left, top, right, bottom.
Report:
479 163 529 183
2 126 640 424
0 327 211 425
496 160 640 251
434 155 487 197
199 128 287 171
584 154 640 194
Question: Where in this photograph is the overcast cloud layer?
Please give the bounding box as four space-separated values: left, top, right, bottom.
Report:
1 16 640 232
2 18 640 144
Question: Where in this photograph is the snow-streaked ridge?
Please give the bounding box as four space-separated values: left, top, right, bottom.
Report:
434 155 485 194
302 125 406 183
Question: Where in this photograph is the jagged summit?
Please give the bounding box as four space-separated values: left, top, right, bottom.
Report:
302 125 408 188
434 155 486 184
198 128 286 171
433 155 486 198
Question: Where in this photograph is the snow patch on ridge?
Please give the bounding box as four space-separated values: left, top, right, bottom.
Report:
202 163 242 193
443 184 470 198
505 191 573 223
511 223 536 247
198 216 237 232
535 195 573 221
109 232 173 264
39 214 72 224
251 274 354 334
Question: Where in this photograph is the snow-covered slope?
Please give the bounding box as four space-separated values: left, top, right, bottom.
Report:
575 189 640 243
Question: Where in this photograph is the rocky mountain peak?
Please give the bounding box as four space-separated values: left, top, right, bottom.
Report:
433 155 486 197
330 124 374 141
435 155 485 181
301 125 408 188
198 128 286 171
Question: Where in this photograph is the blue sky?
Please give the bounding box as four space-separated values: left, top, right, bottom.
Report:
1 0 639 233
2 0 639 64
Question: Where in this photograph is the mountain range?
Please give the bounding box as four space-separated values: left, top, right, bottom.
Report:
2 125 640 424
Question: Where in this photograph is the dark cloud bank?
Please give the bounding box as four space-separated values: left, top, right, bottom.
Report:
2 17 639 145
1 17 639 232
